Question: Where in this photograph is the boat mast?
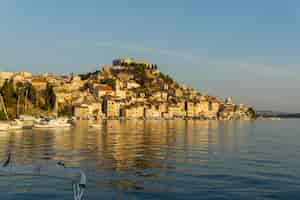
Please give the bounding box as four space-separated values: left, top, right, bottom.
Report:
0 94 9 120
17 89 20 118
24 88 28 113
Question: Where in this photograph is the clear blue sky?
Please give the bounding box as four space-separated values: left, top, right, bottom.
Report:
0 0 299 112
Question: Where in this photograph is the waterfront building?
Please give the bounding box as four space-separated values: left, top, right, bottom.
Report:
194 97 209 117
103 97 121 119
74 104 90 119
121 104 144 119
186 101 195 118
233 104 250 119
168 104 186 118
207 99 220 119
144 106 161 119
219 99 235 120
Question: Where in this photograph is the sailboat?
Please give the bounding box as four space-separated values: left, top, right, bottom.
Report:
0 93 25 131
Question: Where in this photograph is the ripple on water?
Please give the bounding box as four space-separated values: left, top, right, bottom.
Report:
0 120 300 199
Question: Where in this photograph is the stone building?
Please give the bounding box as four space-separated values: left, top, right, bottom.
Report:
103 97 121 119
186 101 194 118
121 104 144 119
31 77 47 91
144 105 161 119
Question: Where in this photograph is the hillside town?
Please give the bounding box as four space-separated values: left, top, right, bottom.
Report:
0 58 255 121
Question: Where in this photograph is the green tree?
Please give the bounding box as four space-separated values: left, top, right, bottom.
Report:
27 83 37 107
44 83 56 110
246 107 256 119
101 78 116 89
79 72 93 80
106 79 116 89
0 110 7 120
1 80 17 107
159 72 175 85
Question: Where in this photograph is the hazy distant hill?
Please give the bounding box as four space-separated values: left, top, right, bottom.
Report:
256 111 300 118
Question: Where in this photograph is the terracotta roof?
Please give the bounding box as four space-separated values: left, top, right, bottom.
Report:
96 84 113 91
31 77 46 83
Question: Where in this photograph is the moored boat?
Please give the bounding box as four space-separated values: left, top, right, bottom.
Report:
0 123 9 131
33 118 72 129
9 119 24 130
0 119 24 131
88 123 102 128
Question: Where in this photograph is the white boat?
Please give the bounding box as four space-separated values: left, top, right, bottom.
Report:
9 119 24 130
270 117 281 120
0 119 24 131
33 118 72 129
17 115 42 129
88 123 102 129
0 123 9 131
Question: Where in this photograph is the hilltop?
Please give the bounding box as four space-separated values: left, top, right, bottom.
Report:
0 58 255 120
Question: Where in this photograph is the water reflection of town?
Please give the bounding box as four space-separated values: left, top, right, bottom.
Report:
0 120 254 171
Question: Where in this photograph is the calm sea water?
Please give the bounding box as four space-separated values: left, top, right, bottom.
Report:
0 119 300 200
